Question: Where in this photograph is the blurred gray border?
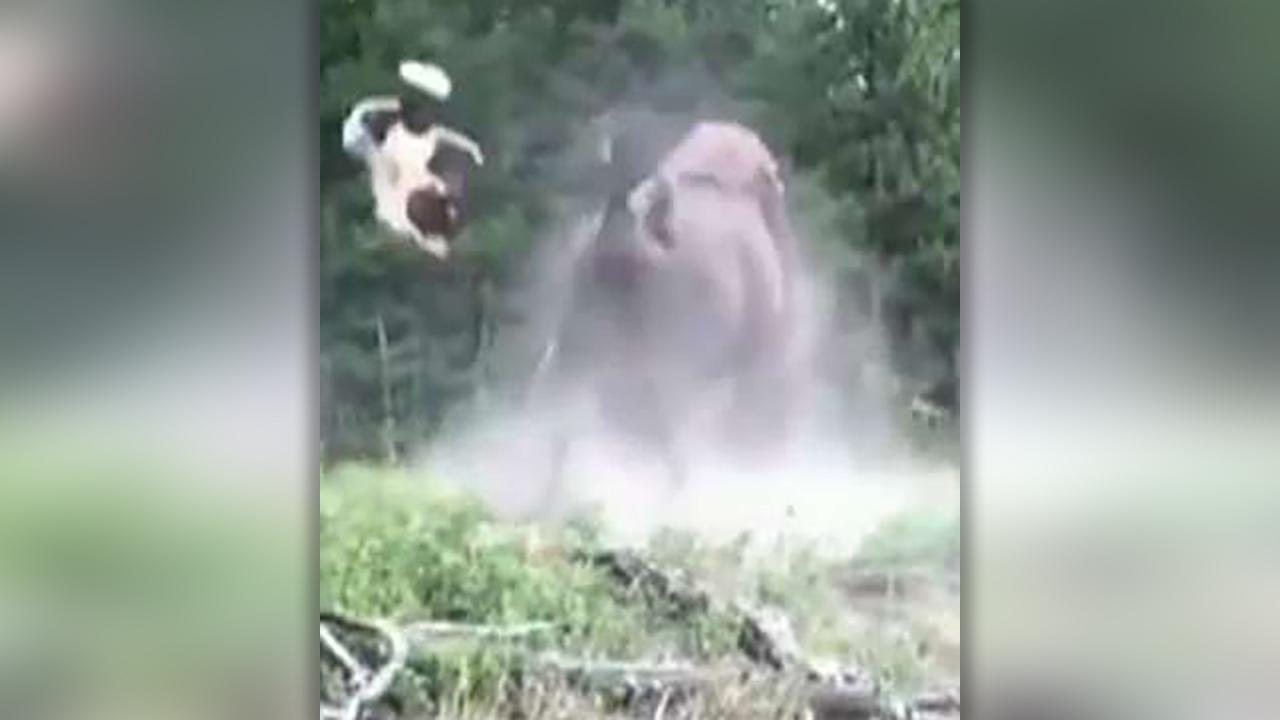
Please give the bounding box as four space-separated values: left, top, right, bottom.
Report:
307 1 322 719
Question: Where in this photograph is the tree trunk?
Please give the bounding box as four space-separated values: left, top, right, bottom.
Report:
375 312 398 465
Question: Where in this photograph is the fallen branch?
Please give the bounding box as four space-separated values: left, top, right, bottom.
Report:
911 688 962 715
527 655 759 718
573 549 960 719
652 688 673 720
573 548 809 673
405 619 557 644
807 683 882 719
572 548 711 618
531 653 735 690
320 545 960 720
321 622 370 687
320 609 957 719
320 612 408 720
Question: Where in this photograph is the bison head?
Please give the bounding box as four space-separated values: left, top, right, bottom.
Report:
588 109 695 260
589 116 792 266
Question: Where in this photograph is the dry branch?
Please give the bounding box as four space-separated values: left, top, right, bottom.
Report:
571 548 960 719
321 622 370 686
405 620 556 643
320 612 408 720
319 608 957 720
530 653 736 691
574 548 813 674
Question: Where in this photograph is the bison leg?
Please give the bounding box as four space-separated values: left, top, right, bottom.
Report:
659 433 689 496
721 221 796 458
595 373 691 496
521 335 580 517
534 429 572 517
726 366 790 456
651 391 690 495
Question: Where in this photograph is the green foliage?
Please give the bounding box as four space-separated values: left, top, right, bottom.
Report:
321 0 961 463
854 507 960 573
641 524 944 694
319 466 740 656
320 465 753 709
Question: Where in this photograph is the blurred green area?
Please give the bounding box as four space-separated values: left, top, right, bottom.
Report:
0 446 307 719
320 0 960 463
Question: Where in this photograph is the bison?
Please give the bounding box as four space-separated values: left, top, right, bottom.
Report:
529 116 809 506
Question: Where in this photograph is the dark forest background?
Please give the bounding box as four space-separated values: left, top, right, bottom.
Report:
320 0 959 464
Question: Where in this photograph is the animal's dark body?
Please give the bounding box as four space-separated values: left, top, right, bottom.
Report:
405 187 456 241
531 117 807 506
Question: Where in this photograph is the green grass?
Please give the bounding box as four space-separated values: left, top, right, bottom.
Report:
321 464 961 714
320 465 749 713
854 507 960 574
320 465 740 654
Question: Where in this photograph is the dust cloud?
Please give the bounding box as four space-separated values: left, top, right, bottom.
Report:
414 139 957 556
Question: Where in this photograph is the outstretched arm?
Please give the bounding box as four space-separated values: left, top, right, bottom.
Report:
429 126 485 166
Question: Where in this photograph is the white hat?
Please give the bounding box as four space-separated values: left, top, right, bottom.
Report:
399 61 452 100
